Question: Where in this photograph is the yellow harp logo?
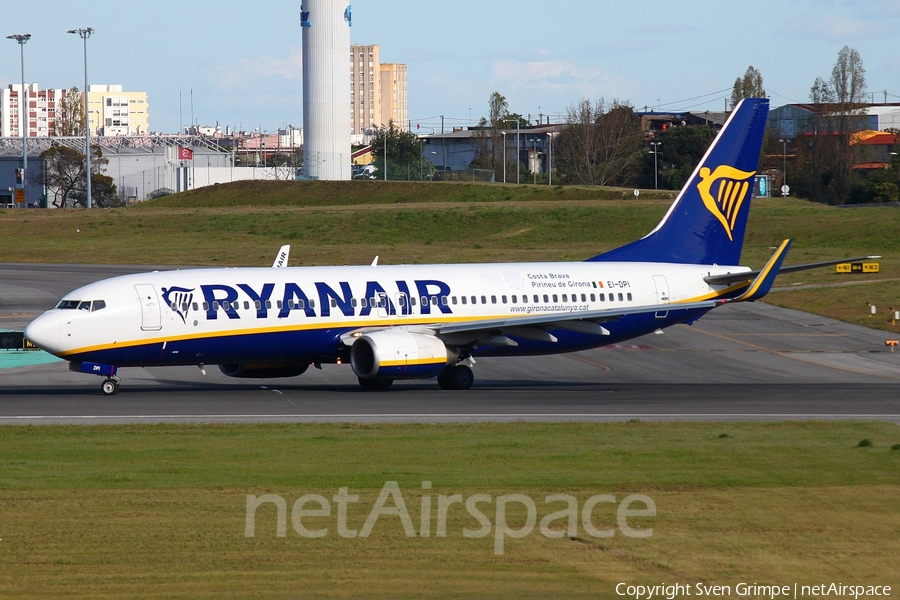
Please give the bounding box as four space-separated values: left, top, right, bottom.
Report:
696 165 756 241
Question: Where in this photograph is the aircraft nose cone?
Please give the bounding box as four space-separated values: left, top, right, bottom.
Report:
25 312 61 354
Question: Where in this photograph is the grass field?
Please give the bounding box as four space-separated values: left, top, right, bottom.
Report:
1 422 899 598
1 179 898 331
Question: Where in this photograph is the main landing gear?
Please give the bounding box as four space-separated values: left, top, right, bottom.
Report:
101 377 121 396
437 365 474 391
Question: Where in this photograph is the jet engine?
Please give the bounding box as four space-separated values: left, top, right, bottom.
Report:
218 363 310 379
351 330 455 380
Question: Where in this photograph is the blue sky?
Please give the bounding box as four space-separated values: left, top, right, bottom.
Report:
2 0 898 134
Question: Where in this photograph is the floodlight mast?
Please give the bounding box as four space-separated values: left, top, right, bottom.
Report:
6 33 30 205
68 27 94 208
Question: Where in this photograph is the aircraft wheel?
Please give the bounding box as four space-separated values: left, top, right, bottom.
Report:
101 378 120 396
440 365 473 391
358 377 393 391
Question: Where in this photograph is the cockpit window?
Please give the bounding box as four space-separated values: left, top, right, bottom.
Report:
56 299 106 311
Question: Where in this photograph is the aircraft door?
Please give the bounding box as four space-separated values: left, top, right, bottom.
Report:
135 284 162 331
652 275 669 319
375 292 390 318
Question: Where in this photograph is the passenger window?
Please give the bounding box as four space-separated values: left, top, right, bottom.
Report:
265 300 272 309
533 295 539 303
562 294 567 302
92 300 106 311
331 298 337 308
255 301 262 310
202 302 209 311
511 295 517 304
618 293 624 301
471 296 476 304
309 300 315 308
461 296 467 305
213 301 221 311
431 297 438 306
193 302 199 311
351 298 358 307
543 294 549 303
421 296 428 306
491 295 497 304
244 301 250 310
599 293 605 302
627 293 633 301
441 296 448 307
480 296 486 305
410 297 416 306
501 295 507 304
276 300 283 309
451 296 457 305
590 294 595 302
298 299 306 309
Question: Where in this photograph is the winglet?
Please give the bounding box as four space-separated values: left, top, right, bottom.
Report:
731 239 792 302
272 245 290 268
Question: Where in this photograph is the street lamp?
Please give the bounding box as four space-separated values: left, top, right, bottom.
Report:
546 131 553 186
501 132 507 183
68 27 94 208
649 141 662 190
7 33 30 206
778 138 788 197
502 118 520 184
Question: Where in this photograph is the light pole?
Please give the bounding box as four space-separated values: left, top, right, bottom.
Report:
502 119 520 184
779 138 787 196
547 131 553 186
501 131 507 183
68 27 94 208
7 33 30 206
650 141 662 190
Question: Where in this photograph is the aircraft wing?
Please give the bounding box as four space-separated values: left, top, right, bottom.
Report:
433 299 726 345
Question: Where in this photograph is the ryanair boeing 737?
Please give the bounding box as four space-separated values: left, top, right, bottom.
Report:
24 99 870 394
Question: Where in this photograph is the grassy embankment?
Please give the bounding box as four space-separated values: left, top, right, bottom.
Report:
1 422 899 598
0 179 898 330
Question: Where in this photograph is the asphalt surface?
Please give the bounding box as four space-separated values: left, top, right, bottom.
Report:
2 262 899 424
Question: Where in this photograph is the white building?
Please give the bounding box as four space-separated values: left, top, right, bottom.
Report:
0 84 70 138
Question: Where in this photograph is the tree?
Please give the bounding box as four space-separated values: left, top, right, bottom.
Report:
638 125 718 190
554 98 643 186
371 124 433 181
730 66 765 108
37 145 111 207
55 87 84 136
797 46 868 204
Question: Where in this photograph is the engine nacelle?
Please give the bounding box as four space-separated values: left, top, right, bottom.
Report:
218 363 309 379
351 330 454 380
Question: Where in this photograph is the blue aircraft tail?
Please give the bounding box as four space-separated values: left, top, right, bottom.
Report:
588 98 770 266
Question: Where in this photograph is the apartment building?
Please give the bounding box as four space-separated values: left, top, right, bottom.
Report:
349 44 408 134
87 85 149 136
0 84 69 137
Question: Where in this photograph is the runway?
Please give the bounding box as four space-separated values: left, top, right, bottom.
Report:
2 263 899 424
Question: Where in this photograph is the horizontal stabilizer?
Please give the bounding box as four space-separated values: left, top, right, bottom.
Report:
705 254 882 286
730 239 792 302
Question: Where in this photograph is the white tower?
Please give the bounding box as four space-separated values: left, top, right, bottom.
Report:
301 0 351 180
